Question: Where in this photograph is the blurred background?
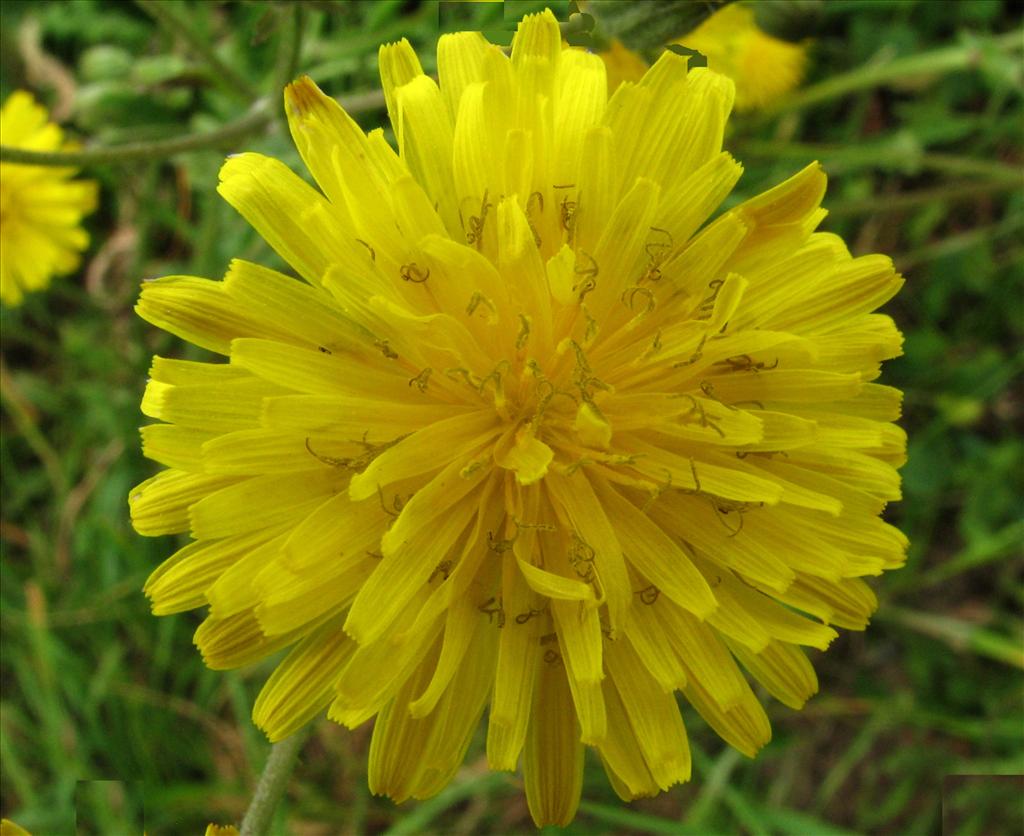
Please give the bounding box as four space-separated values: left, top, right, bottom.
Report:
0 1 1021 833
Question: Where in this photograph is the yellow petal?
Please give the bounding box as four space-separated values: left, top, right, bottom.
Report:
394 75 461 237
552 599 606 744
348 410 500 501
194 609 306 671
437 31 491 121
488 551 543 769
345 486 479 645
137 276 294 355
253 617 355 741
140 424 217 471
729 639 818 710
495 424 554 486
144 527 285 615
217 153 353 285
129 470 239 536
523 658 584 827
605 637 691 789
545 471 630 632
596 680 660 799
190 469 343 540
552 50 607 190
681 665 771 758
594 479 717 618
378 38 425 142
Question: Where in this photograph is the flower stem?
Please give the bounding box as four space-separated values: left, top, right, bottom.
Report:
0 88 385 168
239 729 311 836
0 102 271 167
825 179 1020 217
758 29 1023 118
735 136 1022 182
272 5 305 102
895 214 1023 272
135 0 261 101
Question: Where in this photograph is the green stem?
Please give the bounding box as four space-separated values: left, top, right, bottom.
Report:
896 214 1023 271
916 150 1024 181
239 729 310 836
0 87 386 168
880 606 1024 670
272 5 305 99
382 770 508 836
136 0 260 101
736 137 1022 182
0 360 67 498
916 520 1024 588
0 102 271 166
826 179 1020 217
759 29 1023 117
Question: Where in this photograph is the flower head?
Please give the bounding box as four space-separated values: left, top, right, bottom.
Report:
132 9 905 826
599 37 651 93
0 91 98 306
600 3 809 111
679 2 808 111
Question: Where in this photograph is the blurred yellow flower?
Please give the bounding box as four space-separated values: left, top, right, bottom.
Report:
0 91 98 306
132 9 905 827
682 2 808 111
601 2 808 111
204 825 239 836
600 37 650 93
0 820 32 836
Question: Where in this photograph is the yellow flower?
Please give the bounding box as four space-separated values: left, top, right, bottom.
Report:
599 3 808 111
0 91 98 306
1 820 32 836
600 37 651 93
204 826 239 836
132 10 905 827
679 2 808 111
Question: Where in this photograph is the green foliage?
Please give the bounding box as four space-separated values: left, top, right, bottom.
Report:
1 1 1021 834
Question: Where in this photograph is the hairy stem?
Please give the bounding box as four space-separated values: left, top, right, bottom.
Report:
239 729 311 836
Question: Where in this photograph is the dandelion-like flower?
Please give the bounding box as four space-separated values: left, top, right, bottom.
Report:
599 37 651 94
600 3 809 111
679 2 808 111
131 10 906 825
0 91 98 306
